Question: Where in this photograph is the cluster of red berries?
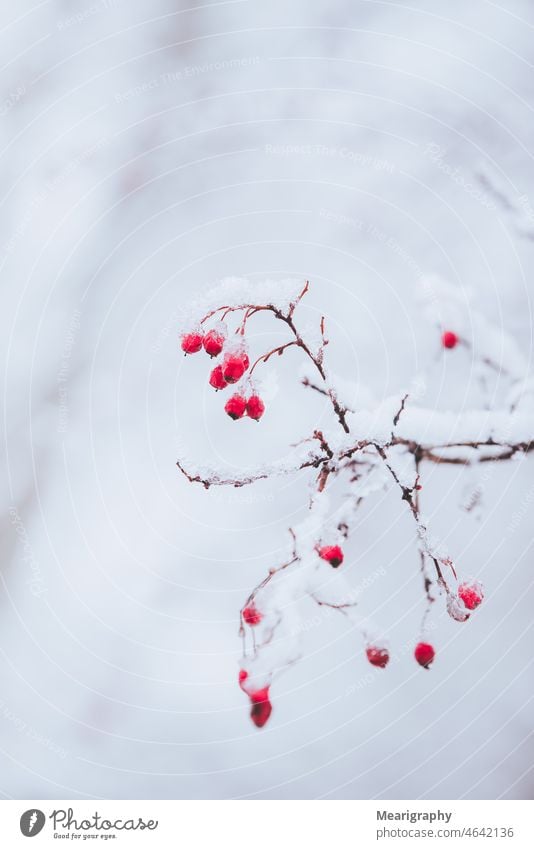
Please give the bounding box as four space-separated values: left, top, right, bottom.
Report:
224 393 265 421
240 640 439 730
365 642 436 670
209 349 250 388
365 579 484 674
181 325 266 421
239 670 272 729
241 564 483 723
181 327 223 357
241 580 484 728
238 547 346 729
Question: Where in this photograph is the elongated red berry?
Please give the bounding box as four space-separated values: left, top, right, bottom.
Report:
249 686 272 728
251 698 272 728
247 395 265 421
458 580 484 611
243 604 262 626
209 365 227 391
203 325 226 358
442 330 459 349
225 394 247 420
366 646 390 669
181 330 203 354
415 642 435 669
318 545 344 568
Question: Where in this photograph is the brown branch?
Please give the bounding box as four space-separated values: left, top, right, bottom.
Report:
199 282 349 432
375 444 451 592
392 438 534 465
316 466 332 493
201 303 272 325
310 595 358 618
239 554 298 656
260 286 350 433
178 435 533 491
249 341 300 376
301 376 330 399
288 280 309 318
393 394 409 427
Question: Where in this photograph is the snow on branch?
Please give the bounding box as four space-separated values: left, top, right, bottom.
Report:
476 163 534 243
176 277 533 728
177 277 307 334
176 441 329 489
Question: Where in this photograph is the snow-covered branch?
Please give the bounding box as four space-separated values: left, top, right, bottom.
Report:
177 277 533 727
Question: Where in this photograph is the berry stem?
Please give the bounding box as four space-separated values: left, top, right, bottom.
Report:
249 341 300 375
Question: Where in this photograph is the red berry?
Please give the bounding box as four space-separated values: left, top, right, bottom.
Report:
249 686 270 704
442 330 459 349
415 642 435 669
249 686 272 728
250 698 272 728
318 545 344 568
203 326 226 358
222 350 249 384
225 394 247 420
238 669 248 690
246 395 265 421
446 594 470 623
243 604 262 626
181 330 203 354
366 646 390 669
209 365 227 391
458 580 484 611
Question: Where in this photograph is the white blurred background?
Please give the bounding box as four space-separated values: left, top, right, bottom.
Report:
1 0 534 799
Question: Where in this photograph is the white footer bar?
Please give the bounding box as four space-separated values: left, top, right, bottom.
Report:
0 800 532 848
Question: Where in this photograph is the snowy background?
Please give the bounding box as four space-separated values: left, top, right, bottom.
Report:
1 0 534 800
